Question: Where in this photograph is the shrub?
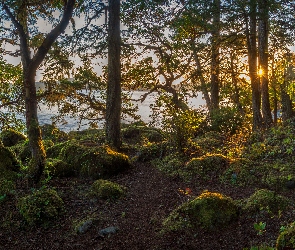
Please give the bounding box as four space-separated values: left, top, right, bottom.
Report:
45 158 74 178
17 188 64 226
163 191 238 231
90 179 125 200
276 222 295 250
0 129 26 147
184 154 228 181
208 106 244 135
221 158 261 186
192 131 225 154
243 189 289 216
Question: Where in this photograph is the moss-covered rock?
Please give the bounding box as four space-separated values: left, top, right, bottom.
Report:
17 188 64 226
243 189 289 216
0 129 26 147
0 143 20 173
184 154 229 180
163 191 238 232
45 158 74 178
276 222 295 250
122 122 164 144
46 141 68 159
10 139 31 164
40 124 68 142
60 143 131 179
137 142 166 162
90 179 125 200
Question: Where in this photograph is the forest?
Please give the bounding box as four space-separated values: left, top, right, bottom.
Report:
1 0 295 249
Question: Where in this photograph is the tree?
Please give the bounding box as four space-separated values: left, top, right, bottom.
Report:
106 0 122 149
258 0 272 127
1 0 76 184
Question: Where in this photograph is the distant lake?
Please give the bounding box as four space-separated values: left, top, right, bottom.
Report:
36 90 206 132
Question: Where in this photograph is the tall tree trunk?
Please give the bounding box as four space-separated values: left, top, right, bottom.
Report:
106 0 122 149
191 41 211 109
258 0 272 127
3 0 75 184
210 0 220 111
24 69 46 184
245 0 262 130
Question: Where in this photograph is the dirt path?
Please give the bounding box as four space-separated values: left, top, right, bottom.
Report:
1 162 290 250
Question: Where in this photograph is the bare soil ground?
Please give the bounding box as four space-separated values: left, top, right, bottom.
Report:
1 162 295 250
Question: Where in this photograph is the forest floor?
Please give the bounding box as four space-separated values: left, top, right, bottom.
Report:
1 160 295 250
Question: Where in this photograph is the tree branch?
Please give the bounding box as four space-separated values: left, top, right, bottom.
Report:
30 0 76 72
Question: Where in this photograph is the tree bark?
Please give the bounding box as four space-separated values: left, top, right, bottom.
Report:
245 0 262 130
210 0 221 111
258 0 272 127
106 0 122 149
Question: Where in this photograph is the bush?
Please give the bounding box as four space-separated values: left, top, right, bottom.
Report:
192 131 225 154
208 106 244 135
45 158 74 178
162 191 238 231
276 222 295 250
60 143 131 179
221 158 261 186
184 154 228 181
243 189 289 216
0 129 26 147
17 188 64 226
90 179 125 200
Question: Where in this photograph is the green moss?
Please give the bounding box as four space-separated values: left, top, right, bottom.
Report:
60 143 131 179
163 191 238 232
122 123 164 144
46 141 68 159
137 142 167 162
90 179 125 200
45 158 74 178
17 188 64 226
184 154 228 180
276 222 295 250
0 129 26 147
10 139 31 164
243 189 289 216
0 143 20 173
40 124 69 142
